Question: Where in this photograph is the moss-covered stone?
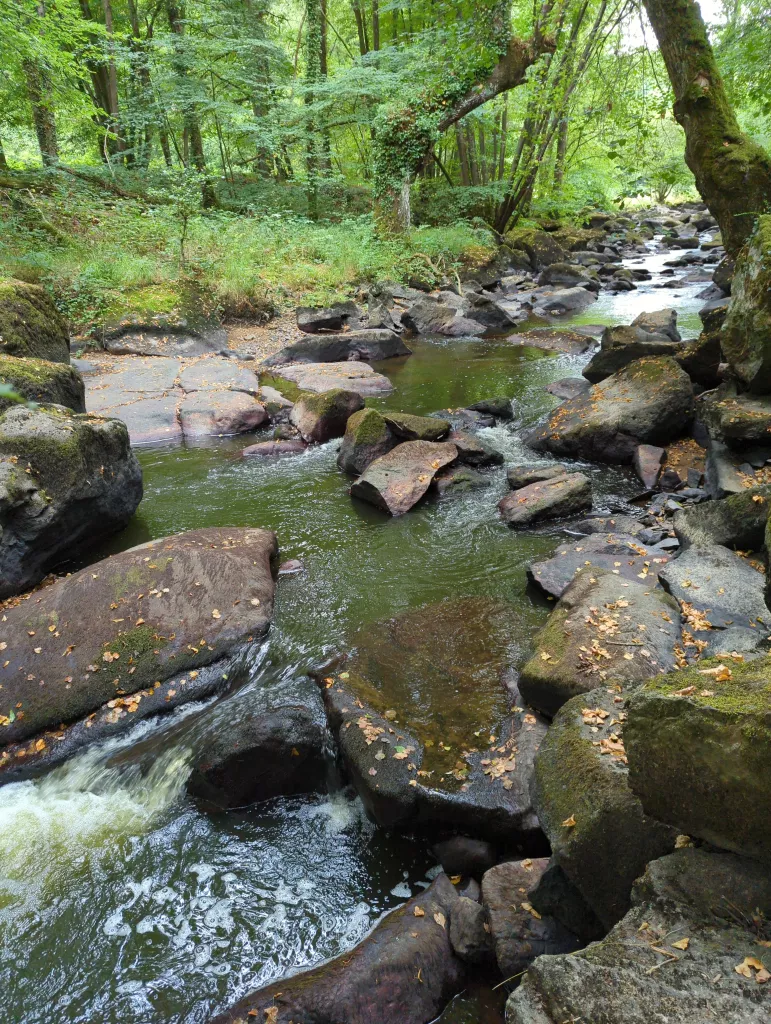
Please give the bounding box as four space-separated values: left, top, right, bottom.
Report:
673 483 771 549
722 215 771 391
383 411 451 441
504 228 568 269
0 279 70 363
337 408 397 476
0 354 85 414
289 388 364 443
626 657 771 861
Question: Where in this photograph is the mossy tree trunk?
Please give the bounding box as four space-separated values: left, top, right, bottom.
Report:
642 0 771 256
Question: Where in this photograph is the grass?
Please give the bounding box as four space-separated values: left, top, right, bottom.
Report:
0 174 498 336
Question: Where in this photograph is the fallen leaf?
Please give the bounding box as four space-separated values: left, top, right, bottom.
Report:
562 815 577 828
413 906 425 917
672 938 690 950
212 609 221 619
735 956 767 980
433 912 446 929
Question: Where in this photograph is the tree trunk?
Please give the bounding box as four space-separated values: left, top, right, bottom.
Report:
642 0 771 255
101 0 124 157
553 115 568 187
0 136 8 171
372 0 380 50
24 60 59 167
352 1 369 55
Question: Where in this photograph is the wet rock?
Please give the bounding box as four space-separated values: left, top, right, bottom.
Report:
632 308 681 342
528 358 695 464
178 391 268 438
209 874 466 1024
0 405 142 599
177 357 260 395
633 444 665 489
508 328 595 355
0 354 85 414
290 388 364 443
571 515 647 537
337 408 397 476
103 308 227 358
499 473 592 529
527 859 604 943
401 298 485 338
264 329 411 366
383 411 451 442
506 464 568 490
449 430 504 467
482 859 581 979
537 263 597 290
659 545 769 631
702 388 771 446
350 440 457 515
449 897 494 964
277 360 393 396
297 301 360 333
0 279 70 363
583 324 683 384
721 215 771 392
319 599 547 843
673 485 771 550
626 660 771 862
258 384 294 417
107 394 183 445
187 704 328 810
535 286 597 315
507 849 771 1024
519 571 681 718
469 397 513 420
433 466 492 496
242 439 307 457
278 558 303 574
437 408 496 430
504 229 568 270
545 377 591 400
530 686 676 929
433 837 498 879
676 328 722 387
0 527 276 755
463 292 520 334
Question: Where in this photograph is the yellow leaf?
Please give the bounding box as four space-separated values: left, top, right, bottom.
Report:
450 875 462 884
264 1008 278 1023
212 609 222 619
413 906 425 917
562 815 577 828
433 912 446 929
671 938 690 950
735 956 767 979
521 901 542 920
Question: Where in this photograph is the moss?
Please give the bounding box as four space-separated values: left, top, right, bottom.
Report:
643 657 771 716
347 408 389 446
0 279 70 363
105 625 163 660
383 411 450 441
0 354 85 414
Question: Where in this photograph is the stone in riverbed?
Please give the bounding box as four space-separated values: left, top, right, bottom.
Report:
337 407 397 476
519 570 681 719
0 279 70 363
433 466 492 496
626 659 771 862
242 439 307 457
506 849 771 1024
658 544 769 631
296 300 360 333
527 357 695 464
290 388 364 443
632 308 681 342
383 411 451 441
534 286 597 315
0 404 142 599
530 686 676 929
187 704 328 810
633 443 665 489
448 430 504 467
673 484 771 549
469 396 513 420
0 527 276 754
508 328 596 355
107 394 183 445
264 328 411 365
449 897 494 964
545 377 591 400
177 357 260 395
537 262 597 290
401 298 485 338
209 874 466 1024
701 388 771 446
350 440 457 515
103 310 226 358
527 858 604 943
582 324 683 384
178 390 268 437
498 473 592 529
506 463 568 490
274 360 393 396
0 355 85 414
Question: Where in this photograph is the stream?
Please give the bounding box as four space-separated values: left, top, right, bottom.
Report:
0 243 707 1024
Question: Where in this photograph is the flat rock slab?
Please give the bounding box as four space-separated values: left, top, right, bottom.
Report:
508 329 596 355
0 527 276 754
242 439 307 457
351 440 458 515
104 325 226 358
545 377 591 400
499 473 592 528
105 394 183 445
320 598 547 842
178 390 268 438
658 544 769 630
178 357 260 394
528 534 673 599
87 356 182 402
264 328 411 366
507 849 771 1024
276 361 393 395
210 874 465 1024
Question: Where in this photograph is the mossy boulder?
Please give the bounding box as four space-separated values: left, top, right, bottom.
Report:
0 354 85 414
337 408 398 475
673 484 771 550
675 328 722 387
289 388 364 443
0 279 70 364
527 357 695 464
583 325 683 384
0 404 142 599
519 571 681 719
504 229 568 270
626 658 771 862
530 686 676 929
701 385 771 446
383 411 451 441
721 215 771 393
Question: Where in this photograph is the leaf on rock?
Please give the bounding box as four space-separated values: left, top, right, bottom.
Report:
433 912 446 929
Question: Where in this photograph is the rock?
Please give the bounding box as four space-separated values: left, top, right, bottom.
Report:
702 388 771 446
436 408 496 430
519 571 681 719
187 704 328 810
482 859 581 979
545 377 591 400
449 897 494 964
704 437 770 497
506 849 771 1024
506 464 568 490
463 292 520 335
508 329 595 355
528 358 695 464
242 439 307 458
0 528 276 765
258 384 294 417
276 360 393 396
0 279 70 363
178 391 268 437
571 515 647 537
297 301 360 333
626 660 771 862
209 874 466 1024
0 354 85 414
264 329 411 366
469 397 513 420
659 544 769 631
537 263 597 290
433 466 492 496
673 485 771 550
350 441 457 515
337 408 398 476
632 308 681 342
401 298 484 338
527 859 604 943
536 286 597 315
103 306 227 358
177 357 260 395
505 229 568 269
713 253 735 294
676 328 722 387
290 388 364 443
633 444 665 489
0 405 142 599
318 599 547 842
448 430 504 467
383 411 451 442
498 474 592 529
433 837 498 879
668 235 700 249
110 395 183 445
583 325 683 384
658 466 682 491
530 686 676 929
721 215 771 392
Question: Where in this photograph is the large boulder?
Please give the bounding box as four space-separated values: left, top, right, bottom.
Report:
0 279 70 363
264 329 411 366
102 304 227 358
721 215 771 393
530 686 676 929
505 229 568 270
0 527 276 773
273 361 393 396
506 464 568 489
519 571 681 719
462 292 519 335
350 440 458 515
0 355 85 414
508 328 595 355
383 411 451 442
673 484 771 550
632 308 681 342
290 388 364 443
507 849 771 1024
297 300 360 333
527 358 695 464
701 387 771 446
537 263 597 290
209 874 466 1024
626 659 771 863
0 405 142 599
337 408 398 476
318 598 547 843
658 544 769 631
498 473 592 529
583 325 683 384
177 390 268 437
534 286 597 315
401 298 485 338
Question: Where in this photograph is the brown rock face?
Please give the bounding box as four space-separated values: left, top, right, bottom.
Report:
350 440 458 515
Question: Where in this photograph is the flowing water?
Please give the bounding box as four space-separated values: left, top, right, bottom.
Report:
0 243 709 1023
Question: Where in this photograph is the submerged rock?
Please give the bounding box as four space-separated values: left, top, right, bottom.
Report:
242 439 307 457
0 279 70 363
0 355 85 414
350 440 457 515
290 388 364 443
337 407 397 476
499 473 592 529
0 404 142 599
